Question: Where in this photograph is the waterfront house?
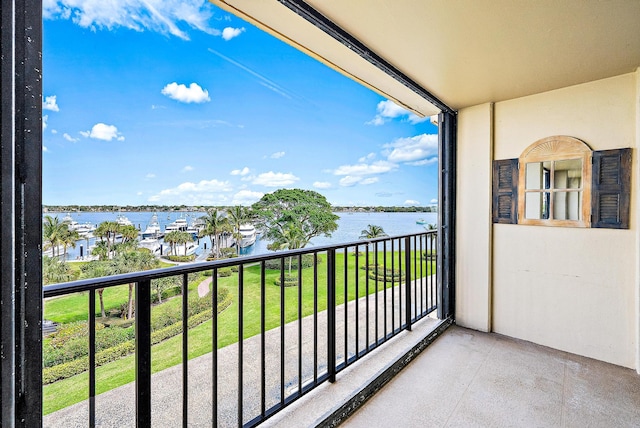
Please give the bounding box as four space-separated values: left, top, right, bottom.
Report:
2 0 639 426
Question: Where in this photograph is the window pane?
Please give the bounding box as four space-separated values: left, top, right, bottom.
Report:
554 159 582 189
553 191 582 220
525 192 550 219
525 162 551 190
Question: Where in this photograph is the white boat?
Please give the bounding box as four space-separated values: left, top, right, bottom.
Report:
165 216 188 233
62 213 96 237
116 214 133 227
187 217 206 238
139 237 162 254
238 224 257 248
163 241 197 257
142 213 164 239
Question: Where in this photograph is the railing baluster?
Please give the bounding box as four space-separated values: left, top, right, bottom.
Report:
405 237 412 331
374 243 378 347
327 249 336 383
135 279 152 428
212 269 218 427
343 248 348 366
383 241 387 341
313 253 318 384
365 244 370 351
182 274 188 428
297 254 302 395
391 239 395 335
238 265 244 427
89 289 96 428
354 246 359 360
280 258 285 403
260 261 266 417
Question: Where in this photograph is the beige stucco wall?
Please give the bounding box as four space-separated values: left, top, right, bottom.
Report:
455 103 493 331
456 72 638 369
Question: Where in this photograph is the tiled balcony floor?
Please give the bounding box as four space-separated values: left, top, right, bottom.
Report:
341 325 640 428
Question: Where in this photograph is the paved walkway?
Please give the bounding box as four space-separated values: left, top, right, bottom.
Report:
44 278 437 427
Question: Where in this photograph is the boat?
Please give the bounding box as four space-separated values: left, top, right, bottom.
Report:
238 224 257 248
62 213 96 237
416 219 428 225
165 216 188 233
186 217 206 239
142 213 164 239
116 214 133 227
139 237 162 254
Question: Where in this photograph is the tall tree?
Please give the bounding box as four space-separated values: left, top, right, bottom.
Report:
200 208 231 259
43 215 66 258
252 188 339 248
42 256 76 285
226 205 250 255
271 224 307 275
359 224 388 239
60 227 80 260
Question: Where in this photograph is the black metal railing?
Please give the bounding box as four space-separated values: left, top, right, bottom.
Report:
43 231 438 427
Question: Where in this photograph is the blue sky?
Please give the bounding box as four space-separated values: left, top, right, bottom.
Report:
42 0 439 207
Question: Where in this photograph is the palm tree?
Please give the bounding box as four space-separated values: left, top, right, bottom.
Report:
94 221 119 258
277 225 307 275
227 205 250 255
163 230 181 255
59 227 80 260
359 224 388 239
119 224 139 244
42 256 75 285
43 215 66 258
200 208 231 259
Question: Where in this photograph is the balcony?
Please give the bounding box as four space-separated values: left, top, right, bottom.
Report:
43 231 442 427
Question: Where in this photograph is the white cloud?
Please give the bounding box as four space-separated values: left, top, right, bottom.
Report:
230 167 250 176
182 165 194 172
82 123 124 141
51 129 58 134
63 133 78 142
137 192 143 196
145 173 156 179
43 145 48 152
148 179 233 204
43 0 220 41
383 134 438 164
360 177 379 185
231 190 263 205
270 151 285 159
333 160 397 177
366 99 428 126
313 181 332 189
161 82 210 103
339 176 363 187
252 171 299 187
430 198 438 204
405 199 420 206
358 153 376 163
43 95 59 112
221 27 245 41
42 115 48 130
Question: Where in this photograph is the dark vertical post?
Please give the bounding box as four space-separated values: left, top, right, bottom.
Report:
212 270 218 427
327 249 336 383
238 265 244 425
89 290 96 428
136 280 152 427
404 237 412 330
437 111 457 320
181 274 188 428
260 261 266 417
1 0 43 425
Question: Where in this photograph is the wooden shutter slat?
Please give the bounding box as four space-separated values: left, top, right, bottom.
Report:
591 148 631 229
493 159 518 224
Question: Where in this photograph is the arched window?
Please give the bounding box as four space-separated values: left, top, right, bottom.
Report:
518 136 591 227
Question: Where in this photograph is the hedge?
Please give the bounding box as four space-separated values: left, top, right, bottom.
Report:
43 287 232 384
274 274 299 287
264 254 318 271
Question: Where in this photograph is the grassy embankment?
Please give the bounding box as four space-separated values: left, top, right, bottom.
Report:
44 251 434 414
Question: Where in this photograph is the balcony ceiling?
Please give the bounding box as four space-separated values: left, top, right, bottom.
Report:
212 0 640 116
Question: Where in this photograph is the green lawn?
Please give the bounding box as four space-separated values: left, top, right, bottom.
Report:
43 250 434 414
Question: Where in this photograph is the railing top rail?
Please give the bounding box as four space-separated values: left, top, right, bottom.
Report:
43 230 436 298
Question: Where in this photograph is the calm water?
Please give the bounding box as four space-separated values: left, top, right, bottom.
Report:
43 211 437 260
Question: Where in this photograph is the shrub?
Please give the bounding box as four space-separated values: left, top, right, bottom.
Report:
219 248 237 258
265 254 318 271
367 267 405 283
166 255 195 262
218 268 232 277
230 265 239 273
274 274 299 287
